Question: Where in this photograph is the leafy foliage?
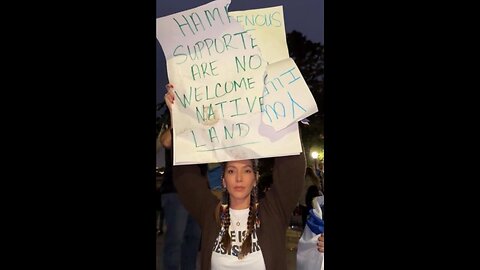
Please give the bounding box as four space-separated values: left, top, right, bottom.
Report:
287 31 324 165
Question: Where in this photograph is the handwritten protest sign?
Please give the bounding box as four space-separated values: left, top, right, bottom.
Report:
229 6 289 64
262 58 318 131
156 0 304 164
229 6 318 131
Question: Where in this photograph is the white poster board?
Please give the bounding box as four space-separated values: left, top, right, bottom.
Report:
157 0 312 164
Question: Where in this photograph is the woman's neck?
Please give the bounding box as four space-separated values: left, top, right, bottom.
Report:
229 197 250 210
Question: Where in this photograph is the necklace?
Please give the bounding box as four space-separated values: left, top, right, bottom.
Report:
230 209 246 228
231 214 241 227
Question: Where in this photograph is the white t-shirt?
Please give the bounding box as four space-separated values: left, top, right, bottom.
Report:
211 208 266 270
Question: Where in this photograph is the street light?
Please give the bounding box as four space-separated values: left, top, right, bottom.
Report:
311 151 319 159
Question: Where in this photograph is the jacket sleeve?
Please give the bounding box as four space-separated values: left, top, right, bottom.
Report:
173 164 218 228
263 151 306 226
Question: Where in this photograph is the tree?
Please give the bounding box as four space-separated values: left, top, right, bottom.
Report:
286 31 324 166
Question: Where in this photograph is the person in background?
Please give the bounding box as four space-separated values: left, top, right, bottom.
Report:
207 163 223 200
155 176 164 235
299 167 321 227
157 111 201 270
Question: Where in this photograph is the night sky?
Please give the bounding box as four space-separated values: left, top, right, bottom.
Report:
156 0 324 166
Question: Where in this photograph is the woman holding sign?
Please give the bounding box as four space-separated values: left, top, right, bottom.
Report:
165 84 306 270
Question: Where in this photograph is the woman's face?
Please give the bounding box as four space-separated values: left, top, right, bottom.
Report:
223 160 256 204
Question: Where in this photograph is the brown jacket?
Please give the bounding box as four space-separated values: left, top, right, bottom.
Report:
173 153 306 270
